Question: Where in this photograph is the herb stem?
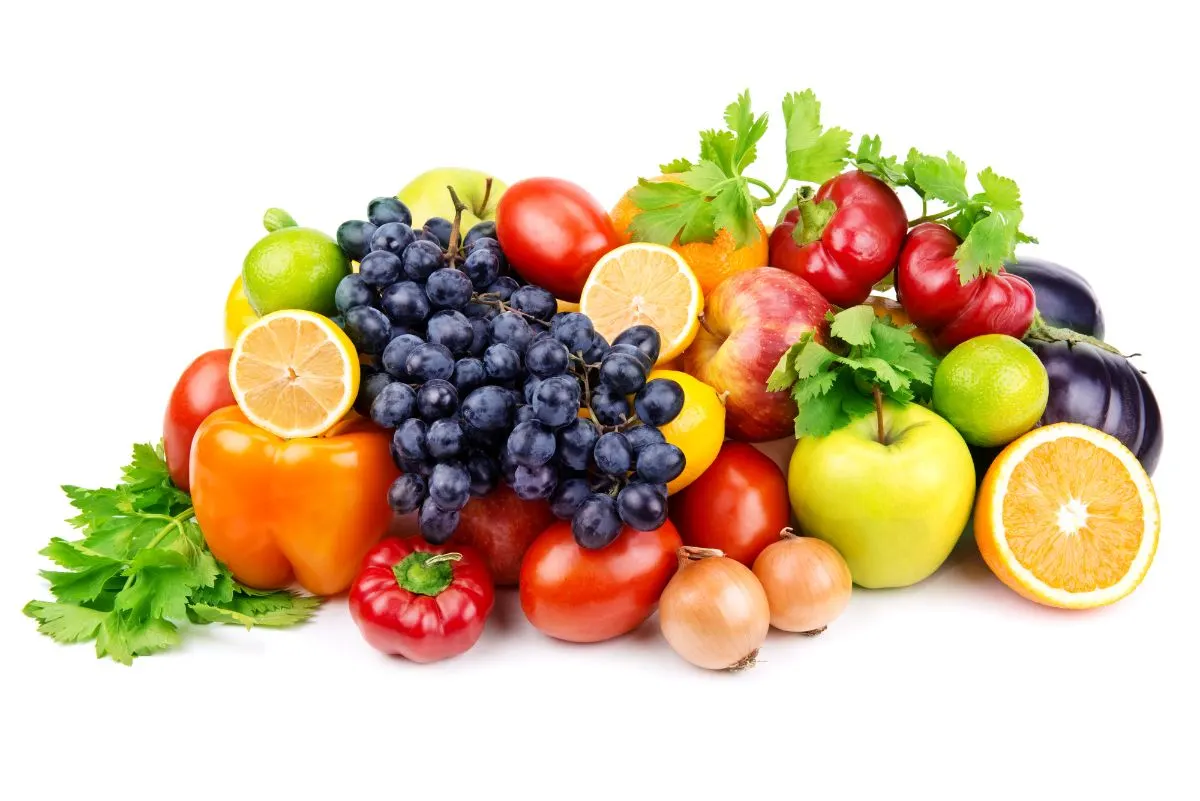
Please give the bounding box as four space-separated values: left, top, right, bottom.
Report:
907 206 958 227
745 176 779 206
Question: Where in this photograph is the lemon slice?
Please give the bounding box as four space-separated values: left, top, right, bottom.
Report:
229 310 360 439
579 243 703 364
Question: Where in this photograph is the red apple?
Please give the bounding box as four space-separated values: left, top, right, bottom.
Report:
683 267 831 441
448 484 556 585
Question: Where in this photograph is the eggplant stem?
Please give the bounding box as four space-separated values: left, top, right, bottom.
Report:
1024 312 1126 356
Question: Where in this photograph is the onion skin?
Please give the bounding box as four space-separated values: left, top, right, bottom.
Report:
659 548 770 671
752 533 852 634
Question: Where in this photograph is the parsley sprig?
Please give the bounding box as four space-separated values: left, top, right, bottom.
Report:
767 306 939 440
24 443 319 665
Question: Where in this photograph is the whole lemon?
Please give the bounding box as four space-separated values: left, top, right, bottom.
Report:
648 369 725 494
223 275 259 347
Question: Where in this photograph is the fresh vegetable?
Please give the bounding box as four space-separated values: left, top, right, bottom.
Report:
769 171 908 307
932 334 1049 447
1005 257 1105 338
519 519 681 643
24 443 318 664
1025 340 1163 474
752 529 852 634
658 547 770 671
669 441 789 566
449 484 555 585
163 349 235 492
348 536 495 662
494 177 619 301
189 406 398 595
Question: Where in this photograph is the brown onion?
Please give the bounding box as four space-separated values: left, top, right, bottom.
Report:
659 546 770 671
752 528 852 634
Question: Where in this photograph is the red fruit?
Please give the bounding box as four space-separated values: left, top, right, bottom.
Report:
163 349 236 492
449 484 555 586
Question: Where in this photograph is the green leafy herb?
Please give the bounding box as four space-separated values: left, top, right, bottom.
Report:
24 443 319 665
782 90 852 185
766 306 939 438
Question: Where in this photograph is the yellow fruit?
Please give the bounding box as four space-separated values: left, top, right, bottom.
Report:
224 275 260 347
975 423 1159 609
649 369 725 494
229 310 360 439
579 243 703 364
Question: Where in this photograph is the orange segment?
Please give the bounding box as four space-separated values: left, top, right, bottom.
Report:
579 243 703 364
230 310 360 439
975 423 1159 609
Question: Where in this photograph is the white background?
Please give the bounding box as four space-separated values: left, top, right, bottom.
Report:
2 2 1196 798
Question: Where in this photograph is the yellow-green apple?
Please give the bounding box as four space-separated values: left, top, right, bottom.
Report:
683 267 831 441
788 400 975 588
397 168 507 230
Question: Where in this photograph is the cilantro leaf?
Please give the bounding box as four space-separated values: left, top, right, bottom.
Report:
792 374 853 438
954 207 1024 282
39 562 124 604
678 160 728 193
854 135 909 186
699 129 738 174
782 90 851 184
793 339 837 379
910 151 969 206
710 182 758 248
659 158 693 174
191 593 321 628
977 167 1021 211
829 305 876 347
767 341 805 392
723 90 769 171
24 601 108 644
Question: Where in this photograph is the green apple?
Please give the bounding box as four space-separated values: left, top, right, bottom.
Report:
787 401 975 588
397 168 507 230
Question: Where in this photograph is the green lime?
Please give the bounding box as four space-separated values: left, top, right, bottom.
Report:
242 226 349 316
932 334 1049 447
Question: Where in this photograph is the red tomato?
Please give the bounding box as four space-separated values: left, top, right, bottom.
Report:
668 442 790 566
495 177 619 301
449 484 555 586
519 519 681 643
163 349 236 492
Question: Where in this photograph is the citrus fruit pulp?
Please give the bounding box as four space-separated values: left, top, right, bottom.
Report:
975 423 1159 609
648 369 725 494
229 310 359 439
933 334 1049 447
579 243 702 364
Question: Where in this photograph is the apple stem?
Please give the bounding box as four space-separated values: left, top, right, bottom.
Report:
445 185 468 268
481 177 494 214
697 313 716 337
872 385 886 445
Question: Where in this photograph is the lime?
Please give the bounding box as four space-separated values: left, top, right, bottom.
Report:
933 334 1049 447
242 225 349 316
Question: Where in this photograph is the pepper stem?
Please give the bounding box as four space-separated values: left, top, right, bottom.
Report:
1023 312 1125 356
392 551 462 597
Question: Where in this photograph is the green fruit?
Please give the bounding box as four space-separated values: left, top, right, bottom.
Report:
242 225 349 317
397 168 506 230
932 334 1049 447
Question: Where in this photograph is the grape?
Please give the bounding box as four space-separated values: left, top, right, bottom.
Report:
625 423 665 456
463 248 501 289
379 281 430 325
369 222 416 259
425 268 473 309
519 376 540 406
572 494 622 549
485 276 519 301
609 343 653 371
401 240 444 282
391 323 424 340
613 324 662 366
416 379 458 420
344 306 392 355
423 217 453 249
583 332 610 363
593 431 632 475
590 383 630 426
396 455 433 477
464 300 496 320
370 381 417 428
511 463 557 500
426 417 465 460
635 442 686 484
635 379 685 426
381 333 423 378
461 385 515 431
514 405 536 425
426 310 473 355
489 312 533 355
533 375 581 428
467 318 490 356
388 473 427 514
482 343 521 382
368 197 412 227
617 483 668 531
552 313 595 354
525 337 570 378
509 286 557 322
335 274 375 313
418 497 459 544
507 420 556 467
463 221 497 248
557 418 599 471
405 342 455 382
355 372 394 416
429 460 471 511
357 251 401 288
466 451 500 496
394 418 430 462
452 357 486 396
599 351 646 394
337 220 378 261
549 477 590 519
499 448 520 484
415 229 441 245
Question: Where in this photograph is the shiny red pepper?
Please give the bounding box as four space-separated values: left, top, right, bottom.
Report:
896 223 1037 352
349 536 495 663
769 171 908 308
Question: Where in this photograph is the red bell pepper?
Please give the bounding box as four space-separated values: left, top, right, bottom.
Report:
769 171 908 308
896 223 1036 351
349 536 495 663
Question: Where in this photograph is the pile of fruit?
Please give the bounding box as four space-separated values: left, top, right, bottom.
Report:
26 90 1163 667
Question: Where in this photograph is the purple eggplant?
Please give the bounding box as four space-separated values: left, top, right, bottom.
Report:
1027 339 1162 474
1006 258 1105 339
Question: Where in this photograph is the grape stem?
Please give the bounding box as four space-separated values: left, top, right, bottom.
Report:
470 293 552 329
445 185 468 268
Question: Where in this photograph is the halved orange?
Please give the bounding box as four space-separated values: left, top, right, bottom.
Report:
229 310 360 439
975 423 1159 609
579 243 703 364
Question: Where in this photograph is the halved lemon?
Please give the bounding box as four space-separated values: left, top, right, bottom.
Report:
229 309 360 439
975 423 1159 609
579 243 702 364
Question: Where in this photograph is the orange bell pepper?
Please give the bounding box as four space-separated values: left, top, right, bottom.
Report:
190 406 399 595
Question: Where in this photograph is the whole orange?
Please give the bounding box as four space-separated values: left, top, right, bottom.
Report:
611 176 768 296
